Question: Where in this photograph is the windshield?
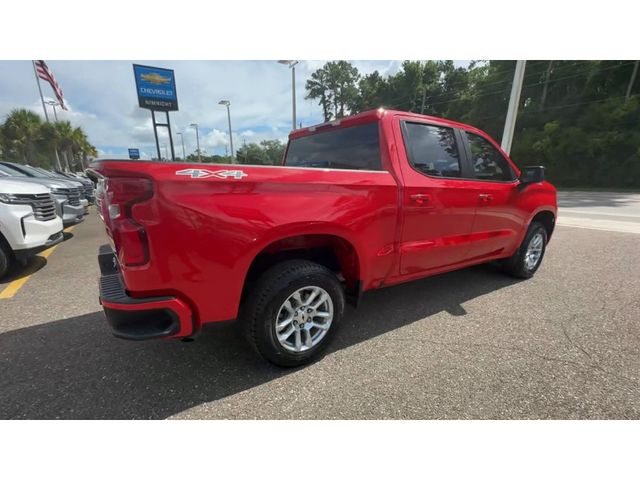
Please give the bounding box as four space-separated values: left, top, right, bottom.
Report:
34 167 58 178
11 163 47 177
0 163 29 177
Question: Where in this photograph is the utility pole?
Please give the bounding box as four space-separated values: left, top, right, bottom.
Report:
626 60 639 101
420 89 427 114
190 123 200 162
291 63 297 130
278 60 299 131
218 100 234 162
540 61 553 110
501 60 526 156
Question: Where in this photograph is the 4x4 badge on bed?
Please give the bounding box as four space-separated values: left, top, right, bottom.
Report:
176 169 248 179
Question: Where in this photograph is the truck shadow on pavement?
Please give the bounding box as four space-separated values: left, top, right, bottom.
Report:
0 264 520 419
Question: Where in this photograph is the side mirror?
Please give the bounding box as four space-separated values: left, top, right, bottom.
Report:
519 166 545 185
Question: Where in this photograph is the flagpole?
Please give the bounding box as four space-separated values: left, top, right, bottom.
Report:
33 61 62 170
32 61 50 123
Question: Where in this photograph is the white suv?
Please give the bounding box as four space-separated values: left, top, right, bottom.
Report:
0 178 64 278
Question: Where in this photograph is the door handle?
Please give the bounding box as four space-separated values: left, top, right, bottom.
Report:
410 193 431 205
478 193 493 203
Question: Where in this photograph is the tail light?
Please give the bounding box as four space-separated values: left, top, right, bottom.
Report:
106 177 153 267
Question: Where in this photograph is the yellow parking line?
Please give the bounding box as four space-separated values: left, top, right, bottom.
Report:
0 225 76 299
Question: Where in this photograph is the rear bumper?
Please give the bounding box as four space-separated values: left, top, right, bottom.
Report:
97 244 194 340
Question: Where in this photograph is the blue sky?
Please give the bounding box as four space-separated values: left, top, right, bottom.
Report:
0 60 468 159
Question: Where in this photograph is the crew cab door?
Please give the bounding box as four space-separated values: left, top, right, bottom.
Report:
458 130 526 261
394 118 479 275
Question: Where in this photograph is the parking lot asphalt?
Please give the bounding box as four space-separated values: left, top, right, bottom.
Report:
1 201 639 419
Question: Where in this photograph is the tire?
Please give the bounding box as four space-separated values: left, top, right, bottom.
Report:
242 260 345 367
502 221 548 279
0 243 10 279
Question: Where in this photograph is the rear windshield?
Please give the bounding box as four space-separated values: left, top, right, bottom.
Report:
284 122 382 171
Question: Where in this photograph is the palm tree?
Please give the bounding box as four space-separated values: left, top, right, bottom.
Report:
50 121 74 171
80 139 98 170
1 109 43 163
40 122 63 170
72 127 97 170
1 110 97 171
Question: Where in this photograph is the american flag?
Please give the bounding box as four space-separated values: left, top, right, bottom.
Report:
34 60 67 110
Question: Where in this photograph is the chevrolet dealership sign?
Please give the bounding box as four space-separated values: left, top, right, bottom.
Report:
133 64 178 111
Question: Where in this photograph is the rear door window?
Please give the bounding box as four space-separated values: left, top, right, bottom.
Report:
401 122 462 178
284 122 382 171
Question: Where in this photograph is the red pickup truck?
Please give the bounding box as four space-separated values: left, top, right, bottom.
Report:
90 109 557 366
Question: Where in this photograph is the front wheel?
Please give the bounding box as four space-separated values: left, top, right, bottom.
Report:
0 243 11 279
242 260 345 367
502 221 548 279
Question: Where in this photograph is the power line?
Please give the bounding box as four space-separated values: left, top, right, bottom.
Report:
432 60 635 102
446 93 638 125
438 61 636 107
383 61 638 113
374 60 601 108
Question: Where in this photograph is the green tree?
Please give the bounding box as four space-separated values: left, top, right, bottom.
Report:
305 61 360 121
259 139 286 165
381 60 437 112
50 121 75 171
1 109 96 171
39 121 63 170
1 109 43 163
306 67 333 121
355 70 388 111
305 59 640 189
236 139 285 165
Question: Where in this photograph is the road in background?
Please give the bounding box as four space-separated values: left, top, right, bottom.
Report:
557 191 640 233
0 200 638 419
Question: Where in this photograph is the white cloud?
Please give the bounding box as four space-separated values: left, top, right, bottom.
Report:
202 128 229 149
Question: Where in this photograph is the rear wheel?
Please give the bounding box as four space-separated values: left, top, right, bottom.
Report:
242 260 345 367
502 221 548 279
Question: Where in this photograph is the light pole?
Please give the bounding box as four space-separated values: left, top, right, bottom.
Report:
218 100 234 161
176 132 186 159
278 60 299 131
189 123 200 162
45 100 60 122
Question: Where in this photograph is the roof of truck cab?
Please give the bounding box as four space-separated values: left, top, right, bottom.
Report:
289 108 484 140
